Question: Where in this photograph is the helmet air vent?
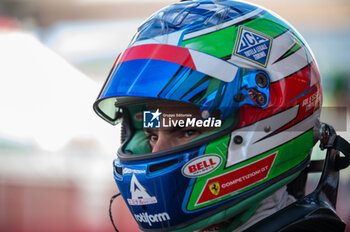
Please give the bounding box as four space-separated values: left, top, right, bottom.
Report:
116 166 123 175
149 159 179 172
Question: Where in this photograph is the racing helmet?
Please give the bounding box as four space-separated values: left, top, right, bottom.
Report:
93 0 322 231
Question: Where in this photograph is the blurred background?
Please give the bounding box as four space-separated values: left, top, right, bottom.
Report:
0 0 349 231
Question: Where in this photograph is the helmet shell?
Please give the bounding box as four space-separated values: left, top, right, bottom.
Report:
95 0 323 231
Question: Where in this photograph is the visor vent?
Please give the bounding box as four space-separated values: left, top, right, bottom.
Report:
149 159 178 172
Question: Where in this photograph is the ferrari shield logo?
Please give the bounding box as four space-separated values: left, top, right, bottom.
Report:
209 182 220 196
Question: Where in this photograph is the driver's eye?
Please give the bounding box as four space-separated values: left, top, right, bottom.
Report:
184 129 200 138
149 134 158 142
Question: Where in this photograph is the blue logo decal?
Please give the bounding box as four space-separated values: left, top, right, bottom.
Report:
234 26 272 67
143 109 161 128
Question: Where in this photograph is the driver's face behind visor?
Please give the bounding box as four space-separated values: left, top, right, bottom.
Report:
144 101 220 153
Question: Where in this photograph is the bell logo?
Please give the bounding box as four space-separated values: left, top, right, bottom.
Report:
127 174 157 205
182 155 222 178
188 159 216 173
209 182 220 196
234 26 272 67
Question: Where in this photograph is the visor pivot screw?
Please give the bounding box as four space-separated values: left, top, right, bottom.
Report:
234 93 245 102
255 73 268 88
264 125 271 133
256 93 267 106
233 135 243 145
201 110 210 119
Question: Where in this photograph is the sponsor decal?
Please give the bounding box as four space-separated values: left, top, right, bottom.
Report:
134 212 170 226
196 152 277 205
127 174 157 206
123 168 146 174
302 92 321 112
182 154 222 178
209 182 220 196
234 26 272 67
143 109 222 129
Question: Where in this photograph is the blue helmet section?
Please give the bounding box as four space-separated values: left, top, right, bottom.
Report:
96 58 243 123
100 59 208 102
113 147 203 230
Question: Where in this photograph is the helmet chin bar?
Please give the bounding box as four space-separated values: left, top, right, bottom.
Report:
244 123 350 232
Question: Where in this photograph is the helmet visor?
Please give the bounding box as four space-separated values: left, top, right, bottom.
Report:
93 44 240 125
